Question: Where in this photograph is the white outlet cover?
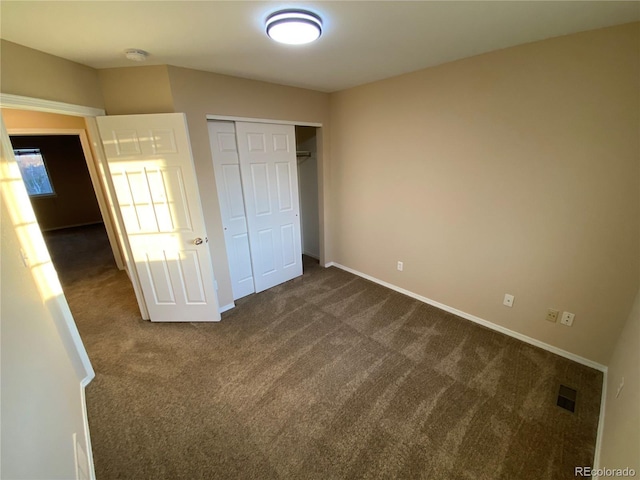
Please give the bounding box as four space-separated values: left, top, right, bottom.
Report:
560 311 575 326
546 309 559 322
503 294 514 307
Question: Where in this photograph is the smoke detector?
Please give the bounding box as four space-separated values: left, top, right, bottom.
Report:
124 49 149 62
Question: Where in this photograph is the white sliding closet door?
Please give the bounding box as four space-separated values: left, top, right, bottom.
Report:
208 121 255 300
235 122 302 293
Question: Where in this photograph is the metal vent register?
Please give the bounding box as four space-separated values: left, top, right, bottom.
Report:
557 385 577 413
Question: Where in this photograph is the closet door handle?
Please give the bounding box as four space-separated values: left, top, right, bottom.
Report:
194 237 204 245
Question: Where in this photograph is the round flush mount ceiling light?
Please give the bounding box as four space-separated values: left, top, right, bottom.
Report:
124 49 149 62
266 10 322 45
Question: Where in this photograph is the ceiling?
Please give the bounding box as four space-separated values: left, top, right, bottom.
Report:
1 1 638 92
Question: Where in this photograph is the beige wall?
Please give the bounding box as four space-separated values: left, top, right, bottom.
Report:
1 125 92 478
98 66 174 115
599 289 640 474
0 40 103 108
329 22 639 364
167 66 330 307
1 201 90 479
1 108 87 130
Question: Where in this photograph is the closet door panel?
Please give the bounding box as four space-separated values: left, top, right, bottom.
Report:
236 122 302 293
208 121 255 301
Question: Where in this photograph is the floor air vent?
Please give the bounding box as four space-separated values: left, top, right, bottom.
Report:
557 385 577 413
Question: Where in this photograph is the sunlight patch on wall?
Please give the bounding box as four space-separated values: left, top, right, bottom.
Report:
0 118 63 302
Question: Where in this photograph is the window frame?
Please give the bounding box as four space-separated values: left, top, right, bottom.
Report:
12 148 56 198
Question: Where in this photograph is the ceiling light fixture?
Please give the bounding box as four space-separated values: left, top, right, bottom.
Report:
266 10 322 45
124 49 149 62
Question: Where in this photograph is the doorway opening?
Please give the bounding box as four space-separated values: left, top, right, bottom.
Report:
294 126 320 269
8 134 118 287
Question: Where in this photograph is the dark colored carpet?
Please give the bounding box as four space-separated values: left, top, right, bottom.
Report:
45 224 603 480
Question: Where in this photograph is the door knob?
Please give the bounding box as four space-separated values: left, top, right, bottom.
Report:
194 237 204 245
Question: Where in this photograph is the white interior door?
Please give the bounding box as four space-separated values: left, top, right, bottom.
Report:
97 113 220 322
236 122 302 293
208 121 255 300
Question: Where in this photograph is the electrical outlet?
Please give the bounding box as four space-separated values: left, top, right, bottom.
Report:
397 261 403 271
560 311 575 326
546 308 559 323
503 294 514 307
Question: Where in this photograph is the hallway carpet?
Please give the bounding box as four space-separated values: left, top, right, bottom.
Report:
47 225 603 480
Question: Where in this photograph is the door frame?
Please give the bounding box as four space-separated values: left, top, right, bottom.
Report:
206 114 321 128
0 93 150 320
206 114 326 267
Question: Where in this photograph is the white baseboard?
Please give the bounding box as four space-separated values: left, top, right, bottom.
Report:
303 251 320 260
41 221 104 232
79 381 96 480
219 302 235 314
328 262 607 372
593 371 608 477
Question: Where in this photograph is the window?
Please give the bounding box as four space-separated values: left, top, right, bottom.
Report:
13 149 55 197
